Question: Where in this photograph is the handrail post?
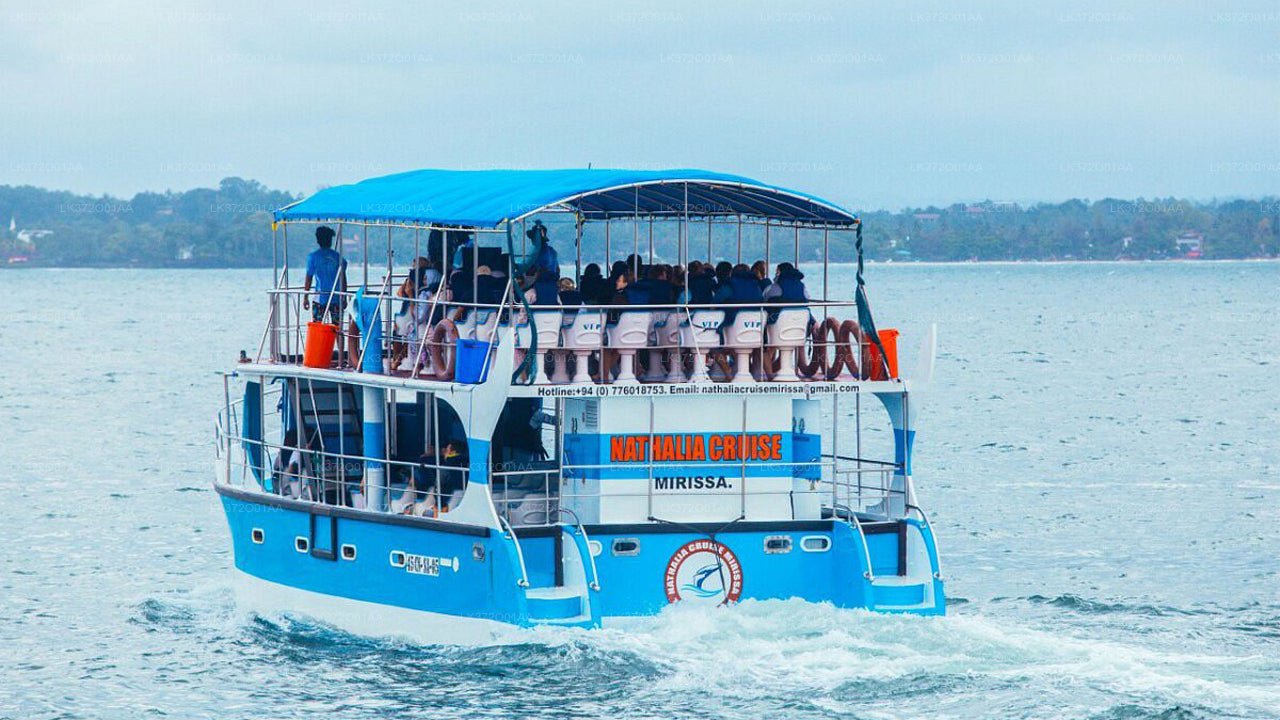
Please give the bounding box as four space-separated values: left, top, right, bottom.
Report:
498 515 530 588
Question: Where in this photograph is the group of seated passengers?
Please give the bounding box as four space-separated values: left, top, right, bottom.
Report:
385 220 815 365
525 256 809 314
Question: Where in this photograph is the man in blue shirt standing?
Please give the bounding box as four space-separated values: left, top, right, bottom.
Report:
304 226 348 324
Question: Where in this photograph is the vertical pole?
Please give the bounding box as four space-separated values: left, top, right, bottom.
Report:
832 394 840 509
793 225 800 267
823 229 830 302
431 393 441 515
554 397 564 509
272 223 279 290
765 221 771 268
707 216 713 263
386 226 394 371
575 214 582 282
414 228 420 295
646 398 655 520
605 218 611 270
362 225 369 287
681 182 689 269
222 374 232 485
283 223 293 359
736 216 742 264
633 186 640 272
363 385 387 512
740 397 748 518
647 217 653 269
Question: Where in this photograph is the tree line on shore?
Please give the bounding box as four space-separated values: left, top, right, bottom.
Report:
0 177 1275 266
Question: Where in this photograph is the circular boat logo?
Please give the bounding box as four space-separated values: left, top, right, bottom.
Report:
663 539 743 605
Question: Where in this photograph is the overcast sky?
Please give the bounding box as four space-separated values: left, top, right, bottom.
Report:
1 0 1276 210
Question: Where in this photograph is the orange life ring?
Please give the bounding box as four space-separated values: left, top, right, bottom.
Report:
427 319 458 381
798 317 840 380
835 319 874 379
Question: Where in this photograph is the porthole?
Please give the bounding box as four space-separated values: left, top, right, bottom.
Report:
587 540 603 557
295 536 309 553
611 538 640 556
251 528 264 544
340 544 357 561
764 535 792 554
389 550 406 567
472 542 485 562
800 535 831 553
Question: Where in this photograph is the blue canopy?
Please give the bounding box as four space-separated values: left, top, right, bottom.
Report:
275 169 857 228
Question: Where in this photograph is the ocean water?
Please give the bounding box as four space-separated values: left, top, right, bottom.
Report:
2 261 1277 720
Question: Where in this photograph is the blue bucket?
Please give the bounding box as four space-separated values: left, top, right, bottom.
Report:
455 338 493 384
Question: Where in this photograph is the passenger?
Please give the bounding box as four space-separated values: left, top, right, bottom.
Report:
625 253 644 278
475 265 507 305
526 220 559 279
439 440 469 503
712 261 734 303
304 226 348 325
671 264 686 303
621 267 649 306
526 269 560 307
751 260 772 293
303 226 358 366
604 264 639 325
685 261 717 305
450 232 476 271
272 429 304 497
724 263 765 322
391 257 442 370
637 264 676 306
557 277 583 306
578 263 607 305
764 262 810 304
447 267 474 322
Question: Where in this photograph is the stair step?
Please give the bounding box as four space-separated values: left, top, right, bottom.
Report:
526 586 584 620
871 580 927 607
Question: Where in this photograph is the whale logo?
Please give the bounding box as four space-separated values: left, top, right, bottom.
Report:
663 539 743 605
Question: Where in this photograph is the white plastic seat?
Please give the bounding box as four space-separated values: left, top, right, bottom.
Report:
643 311 680 382
560 310 604 384
679 310 725 383
723 309 766 383
514 310 563 384
659 311 686 382
607 311 653 383
767 308 811 381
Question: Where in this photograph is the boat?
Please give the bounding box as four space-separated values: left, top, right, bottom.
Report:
214 168 944 644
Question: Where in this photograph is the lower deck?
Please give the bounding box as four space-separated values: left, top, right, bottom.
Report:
217 484 944 637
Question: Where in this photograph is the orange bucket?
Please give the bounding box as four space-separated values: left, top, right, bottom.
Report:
868 328 900 380
304 322 338 368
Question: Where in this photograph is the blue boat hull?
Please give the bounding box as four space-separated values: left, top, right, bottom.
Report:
218 486 944 642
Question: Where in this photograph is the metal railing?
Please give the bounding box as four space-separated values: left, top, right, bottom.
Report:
215 408 471 520
216 411 905 531
258 278 885 386
498 515 530 588
490 456 903 528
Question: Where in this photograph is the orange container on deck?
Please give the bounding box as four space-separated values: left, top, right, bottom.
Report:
868 328 900 380
303 322 338 368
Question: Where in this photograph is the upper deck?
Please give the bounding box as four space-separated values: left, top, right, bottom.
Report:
248 169 911 396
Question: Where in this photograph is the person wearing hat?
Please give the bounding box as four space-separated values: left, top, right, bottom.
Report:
525 220 559 280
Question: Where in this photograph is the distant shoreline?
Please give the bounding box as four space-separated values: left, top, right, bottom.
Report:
6 257 1277 270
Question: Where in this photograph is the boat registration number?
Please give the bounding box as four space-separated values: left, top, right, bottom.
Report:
404 554 441 576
